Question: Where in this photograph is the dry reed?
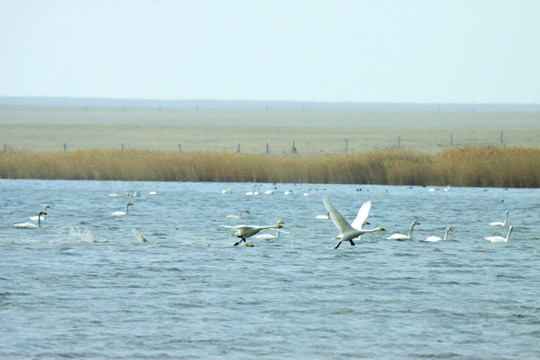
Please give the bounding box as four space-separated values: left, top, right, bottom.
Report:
1 146 539 188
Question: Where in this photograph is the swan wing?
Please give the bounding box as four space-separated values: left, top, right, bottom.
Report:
322 196 353 235
351 200 371 230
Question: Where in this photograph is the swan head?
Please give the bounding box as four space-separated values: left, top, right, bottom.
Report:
276 220 284 228
127 202 133 206
378 227 385 231
39 211 47 216
412 220 420 226
364 221 370 225
241 209 250 214
505 210 510 214
509 225 514 231
447 227 453 232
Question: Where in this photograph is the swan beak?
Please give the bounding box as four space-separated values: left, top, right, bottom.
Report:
379 227 385 231
364 221 370 225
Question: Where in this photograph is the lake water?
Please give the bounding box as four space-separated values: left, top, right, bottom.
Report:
1 179 539 359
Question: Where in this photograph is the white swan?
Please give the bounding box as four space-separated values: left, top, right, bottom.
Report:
254 229 282 241
222 188 232 194
253 184 262 195
388 220 420 241
284 190 293 195
226 209 250 218
264 189 274 195
322 196 384 249
222 220 284 246
485 225 514 242
303 188 311 196
149 185 159 195
30 205 50 221
246 184 257 196
315 212 329 220
112 202 133 216
490 210 509 226
15 211 47 228
425 227 452 242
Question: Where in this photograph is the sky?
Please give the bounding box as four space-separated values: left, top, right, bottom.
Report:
1 0 539 103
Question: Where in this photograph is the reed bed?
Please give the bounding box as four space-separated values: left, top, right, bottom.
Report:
1 146 539 188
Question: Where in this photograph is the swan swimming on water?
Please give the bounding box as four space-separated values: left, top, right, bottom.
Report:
112 202 133 216
388 220 420 241
485 225 514 242
222 220 284 246
254 229 282 241
15 211 47 228
490 210 509 226
30 205 50 221
149 185 159 195
322 196 384 249
226 209 250 218
425 227 452 242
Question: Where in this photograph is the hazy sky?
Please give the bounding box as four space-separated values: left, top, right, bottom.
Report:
1 0 539 103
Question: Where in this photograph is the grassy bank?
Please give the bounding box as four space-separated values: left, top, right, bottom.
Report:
1 146 539 188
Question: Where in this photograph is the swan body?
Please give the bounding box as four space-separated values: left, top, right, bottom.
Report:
222 188 232 194
322 196 384 249
30 205 50 221
227 209 250 218
388 220 420 241
264 189 274 195
112 202 133 216
485 225 514 242
16 211 47 228
223 220 284 246
284 190 293 195
303 188 311 196
254 229 281 241
490 210 509 226
149 185 159 195
425 227 452 242
246 184 258 195
315 213 329 220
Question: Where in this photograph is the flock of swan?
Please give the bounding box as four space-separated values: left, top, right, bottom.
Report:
13 183 514 247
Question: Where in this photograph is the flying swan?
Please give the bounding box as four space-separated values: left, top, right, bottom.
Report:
425 227 452 242
485 225 514 242
222 220 284 246
322 196 385 249
490 210 509 226
388 220 420 241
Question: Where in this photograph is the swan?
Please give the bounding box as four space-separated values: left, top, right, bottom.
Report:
246 184 257 195
490 210 509 226
253 184 262 195
315 212 329 220
264 189 274 195
227 209 250 218
485 225 514 242
112 202 133 216
322 196 385 249
284 190 293 195
149 185 159 195
222 188 232 194
254 229 281 241
303 188 311 196
30 205 50 221
425 227 452 242
388 220 420 241
222 220 284 246
15 211 47 228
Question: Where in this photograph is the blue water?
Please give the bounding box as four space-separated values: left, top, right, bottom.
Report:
1 179 539 359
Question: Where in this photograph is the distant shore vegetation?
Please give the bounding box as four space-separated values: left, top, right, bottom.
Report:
1 145 539 188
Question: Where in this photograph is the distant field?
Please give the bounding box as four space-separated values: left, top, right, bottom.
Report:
1 106 539 153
